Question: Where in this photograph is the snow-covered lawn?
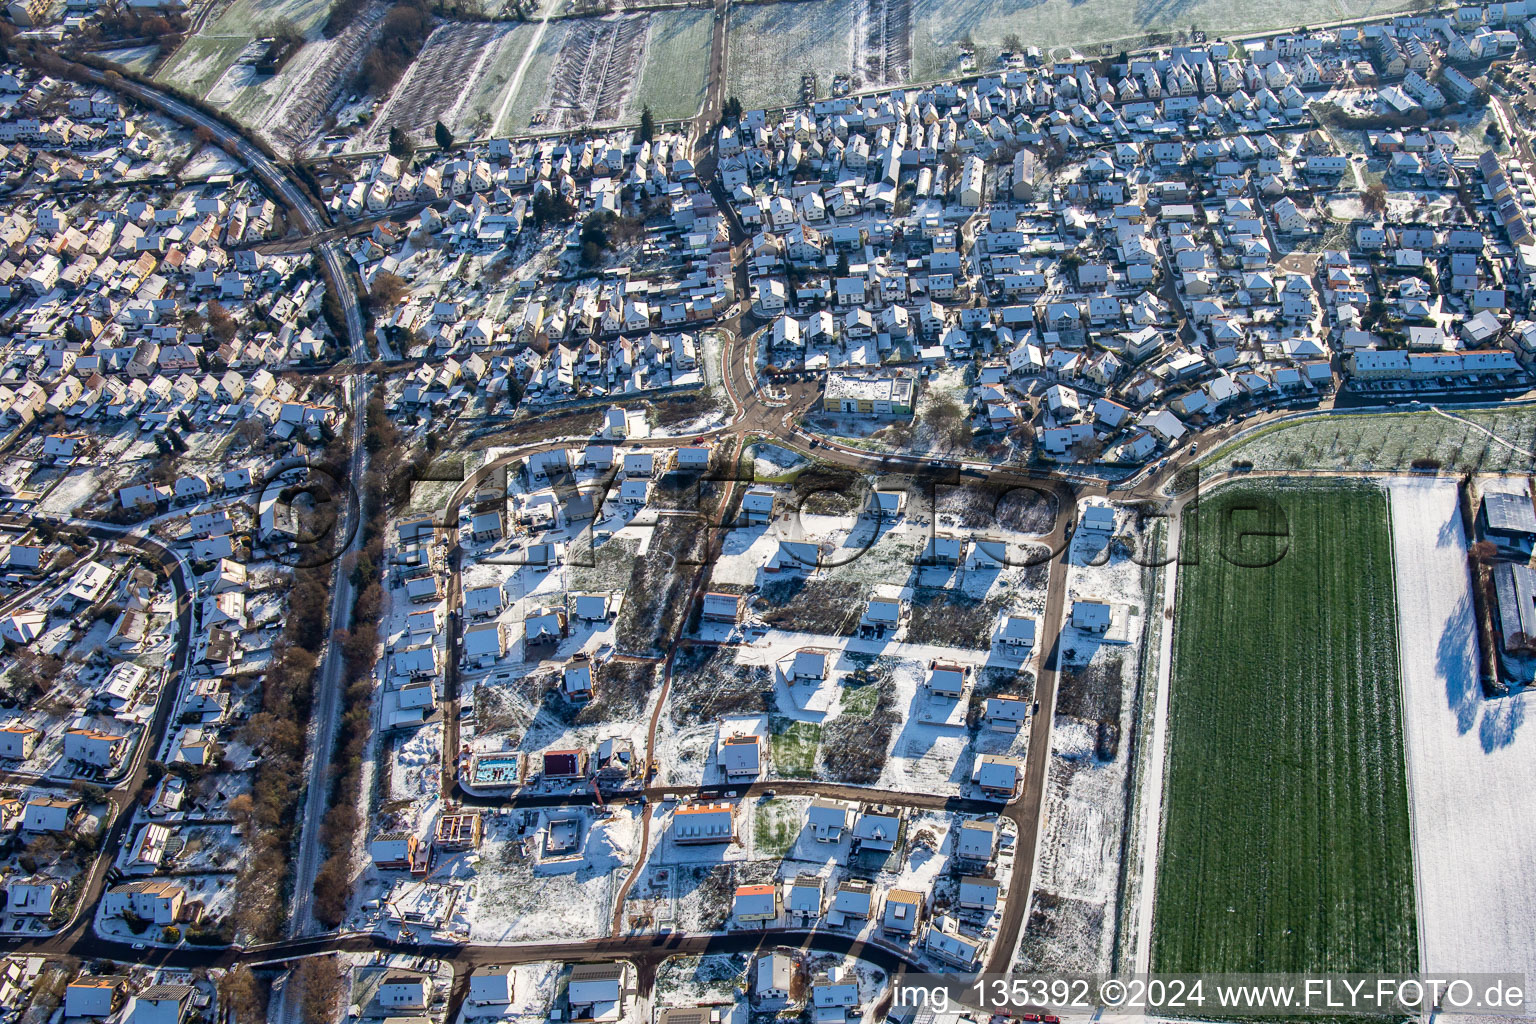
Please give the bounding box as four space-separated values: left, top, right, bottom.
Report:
464 806 640 943
1388 476 1536 1008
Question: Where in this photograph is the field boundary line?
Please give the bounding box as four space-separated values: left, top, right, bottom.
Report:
1131 505 1180 973
1384 479 1436 983
1111 517 1166 973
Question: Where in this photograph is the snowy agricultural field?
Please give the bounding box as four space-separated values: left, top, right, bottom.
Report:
491 18 569 135
360 21 513 149
443 23 542 140
627 9 713 121
725 0 859 110
1196 407 1536 480
1388 477 1536 1010
99 44 160 73
155 35 252 100
919 0 1415 75
156 0 335 103
488 11 692 134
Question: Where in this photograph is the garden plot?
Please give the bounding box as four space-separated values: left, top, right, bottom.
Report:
856 0 911 89
255 3 387 156
491 18 568 135
761 638 996 793
360 21 507 150
1152 482 1416 975
96 873 236 942
655 955 750 1009
526 13 651 132
725 0 859 110
1388 477 1536 1010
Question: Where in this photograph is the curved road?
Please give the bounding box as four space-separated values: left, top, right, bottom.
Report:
26 45 1492 1014
64 68 385 941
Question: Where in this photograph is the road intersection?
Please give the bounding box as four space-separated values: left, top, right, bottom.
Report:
4 47 1450 1017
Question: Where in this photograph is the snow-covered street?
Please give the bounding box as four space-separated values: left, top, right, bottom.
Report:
1388 477 1536 1010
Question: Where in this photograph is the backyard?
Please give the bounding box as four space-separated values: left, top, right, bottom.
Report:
1152 482 1417 974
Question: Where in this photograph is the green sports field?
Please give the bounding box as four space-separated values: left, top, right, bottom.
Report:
1152 483 1418 974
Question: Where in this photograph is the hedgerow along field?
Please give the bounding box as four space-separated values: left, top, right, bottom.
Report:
1152 483 1418 975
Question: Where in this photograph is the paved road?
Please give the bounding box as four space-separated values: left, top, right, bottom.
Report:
77 67 380 363
289 372 373 939
67 70 383 941
53 36 1523 1001
690 0 732 176
38 525 197 945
